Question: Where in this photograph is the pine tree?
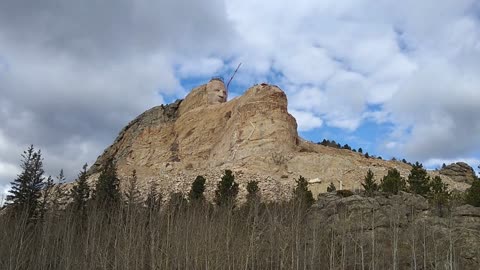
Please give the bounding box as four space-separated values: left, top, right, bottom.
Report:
365 152 370 158
429 176 450 216
327 182 336 192
188 175 206 202
51 169 68 210
214 170 239 207
358 148 363 153
465 179 480 207
124 169 141 207
380 168 406 195
246 180 260 205
407 162 431 196
167 192 188 213
430 176 449 195
362 169 378 196
39 175 54 219
145 181 161 211
466 165 480 206
293 176 314 208
7 145 45 219
94 159 120 208
71 164 90 214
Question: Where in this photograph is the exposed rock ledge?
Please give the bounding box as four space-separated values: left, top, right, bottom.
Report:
86 80 471 200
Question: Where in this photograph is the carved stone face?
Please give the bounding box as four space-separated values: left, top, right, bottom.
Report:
206 80 227 104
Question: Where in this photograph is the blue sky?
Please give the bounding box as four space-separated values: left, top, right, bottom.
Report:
0 0 479 196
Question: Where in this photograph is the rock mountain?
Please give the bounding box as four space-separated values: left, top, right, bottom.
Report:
87 79 472 200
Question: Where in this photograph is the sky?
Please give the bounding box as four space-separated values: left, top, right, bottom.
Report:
0 0 479 195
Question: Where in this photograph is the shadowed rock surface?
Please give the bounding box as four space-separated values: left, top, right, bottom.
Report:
309 192 480 269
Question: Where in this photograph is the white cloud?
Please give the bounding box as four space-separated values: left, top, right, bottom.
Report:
0 0 479 189
385 58 480 160
176 57 225 78
289 109 323 131
0 162 20 181
0 185 9 207
0 0 236 187
226 0 480 163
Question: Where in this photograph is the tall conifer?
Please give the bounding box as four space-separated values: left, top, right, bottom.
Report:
71 164 90 214
7 145 45 219
94 159 120 208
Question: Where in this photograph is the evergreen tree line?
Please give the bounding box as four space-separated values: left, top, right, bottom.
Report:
318 138 415 162
1 146 479 269
3 145 316 222
4 145 480 221
354 162 480 214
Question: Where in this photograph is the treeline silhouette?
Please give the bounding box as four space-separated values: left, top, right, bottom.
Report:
318 138 416 163
1 145 480 269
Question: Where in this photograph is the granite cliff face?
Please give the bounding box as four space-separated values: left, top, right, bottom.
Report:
310 192 480 269
440 162 477 184
88 80 471 200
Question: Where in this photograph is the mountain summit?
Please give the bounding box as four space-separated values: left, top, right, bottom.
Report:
88 79 470 200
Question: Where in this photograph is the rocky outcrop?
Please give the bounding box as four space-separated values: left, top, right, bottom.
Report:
88 99 183 175
87 80 471 200
440 162 477 184
309 192 480 269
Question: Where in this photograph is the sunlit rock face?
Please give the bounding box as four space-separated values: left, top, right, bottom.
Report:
177 79 227 116
206 79 227 104
87 81 470 202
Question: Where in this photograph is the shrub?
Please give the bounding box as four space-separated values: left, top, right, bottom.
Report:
336 190 354 197
327 182 336 192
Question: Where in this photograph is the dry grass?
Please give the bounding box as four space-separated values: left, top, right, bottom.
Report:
0 199 468 270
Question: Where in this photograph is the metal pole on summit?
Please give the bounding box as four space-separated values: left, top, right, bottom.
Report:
226 63 242 90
